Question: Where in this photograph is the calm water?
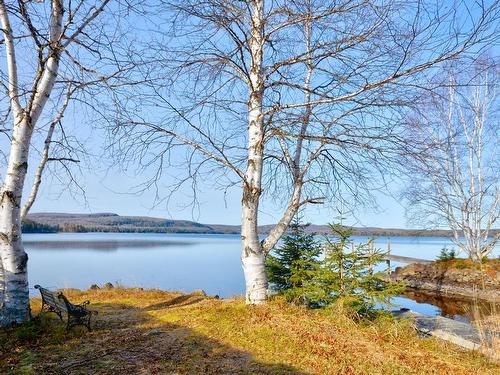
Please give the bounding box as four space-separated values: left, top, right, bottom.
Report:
24 233 499 320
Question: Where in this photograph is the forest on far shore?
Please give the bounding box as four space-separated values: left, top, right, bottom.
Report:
21 213 499 238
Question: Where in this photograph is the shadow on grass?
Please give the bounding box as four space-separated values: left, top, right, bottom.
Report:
1 295 310 375
145 294 206 310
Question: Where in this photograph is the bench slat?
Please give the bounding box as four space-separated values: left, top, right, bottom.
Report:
42 293 56 301
37 287 68 311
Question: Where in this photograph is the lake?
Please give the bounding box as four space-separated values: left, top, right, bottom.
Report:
24 232 499 321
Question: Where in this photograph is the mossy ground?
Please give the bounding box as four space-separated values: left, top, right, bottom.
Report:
1 287 498 374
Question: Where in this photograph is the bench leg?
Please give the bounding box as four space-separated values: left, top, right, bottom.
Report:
65 314 93 332
86 315 92 332
66 314 79 331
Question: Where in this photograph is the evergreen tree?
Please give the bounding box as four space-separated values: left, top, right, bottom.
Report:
266 216 321 304
302 224 403 314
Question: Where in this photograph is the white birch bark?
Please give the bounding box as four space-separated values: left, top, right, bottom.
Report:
0 0 63 325
443 70 499 261
241 0 268 304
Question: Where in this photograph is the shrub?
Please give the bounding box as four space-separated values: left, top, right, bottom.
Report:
437 247 457 261
266 217 321 304
267 221 403 315
301 224 403 315
454 258 468 269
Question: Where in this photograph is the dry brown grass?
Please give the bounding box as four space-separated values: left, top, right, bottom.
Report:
436 258 500 272
1 287 499 374
470 300 500 362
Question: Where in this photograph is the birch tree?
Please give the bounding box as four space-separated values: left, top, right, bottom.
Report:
113 0 500 303
403 59 499 261
0 0 135 326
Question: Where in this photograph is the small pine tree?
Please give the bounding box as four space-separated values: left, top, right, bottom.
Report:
265 216 321 304
437 247 457 261
302 224 403 314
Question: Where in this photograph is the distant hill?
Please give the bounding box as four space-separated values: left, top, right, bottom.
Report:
26 212 218 234
24 212 499 237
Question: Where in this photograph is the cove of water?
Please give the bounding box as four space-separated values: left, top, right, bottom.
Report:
24 232 499 321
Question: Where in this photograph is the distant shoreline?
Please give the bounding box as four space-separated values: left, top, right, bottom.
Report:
22 212 499 238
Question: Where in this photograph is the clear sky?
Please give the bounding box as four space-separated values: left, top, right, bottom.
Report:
28 149 409 228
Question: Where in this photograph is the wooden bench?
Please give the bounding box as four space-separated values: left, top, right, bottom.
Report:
34 285 97 331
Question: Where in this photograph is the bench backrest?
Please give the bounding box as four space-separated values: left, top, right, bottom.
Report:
34 285 68 312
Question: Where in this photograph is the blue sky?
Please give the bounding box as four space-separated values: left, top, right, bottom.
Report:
28 155 408 228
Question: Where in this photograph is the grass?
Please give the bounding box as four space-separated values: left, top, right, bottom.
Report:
469 296 500 361
435 258 500 272
1 287 499 374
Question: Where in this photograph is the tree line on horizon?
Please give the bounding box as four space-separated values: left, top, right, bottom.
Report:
0 0 499 326
20 213 500 238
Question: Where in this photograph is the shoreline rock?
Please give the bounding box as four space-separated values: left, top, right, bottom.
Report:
393 308 498 361
387 261 500 303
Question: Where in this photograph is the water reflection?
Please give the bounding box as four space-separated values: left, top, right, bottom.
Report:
25 233 245 297
401 289 499 323
24 239 193 251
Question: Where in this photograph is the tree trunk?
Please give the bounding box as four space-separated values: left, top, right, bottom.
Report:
241 0 267 304
0 0 62 325
241 82 268 304
0 223 29 326
0 115 31 325
241 212 268 303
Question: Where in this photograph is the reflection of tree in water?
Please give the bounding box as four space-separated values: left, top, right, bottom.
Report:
403 290 499 323
24 240 195 252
